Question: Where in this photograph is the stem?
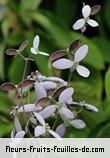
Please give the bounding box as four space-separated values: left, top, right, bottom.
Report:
67 71 72 86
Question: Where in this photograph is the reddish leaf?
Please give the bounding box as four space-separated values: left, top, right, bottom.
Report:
69 39 80 52
50 50 67 61
52 86 67 98
19 40 29 52
36 97 50 106
6 49 18 56
18 79 35 89
91 5 101 15
1 83 16 91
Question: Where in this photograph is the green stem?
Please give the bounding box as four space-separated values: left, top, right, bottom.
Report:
67 71 72 86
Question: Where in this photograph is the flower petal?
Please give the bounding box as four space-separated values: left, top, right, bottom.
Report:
59 107 75 120
15 131 25 138
34 113 46 126
34 126 46 137
39 105 56 119
33 35 40 49
48 130 61 138
46 77 67 86
55 124 66 137
41 81 57 90
31 48 38 54
53 58 73 69
14 117 22 132
82 5 91 18
73 19 85 30
70 119 86 129
18 104 42 113
59 88 74 103
81 26 86 33
84 103 98 112
34 82 47 100
75 45 88 62
87 19 99 27
76 65 90 77
39 51 49 56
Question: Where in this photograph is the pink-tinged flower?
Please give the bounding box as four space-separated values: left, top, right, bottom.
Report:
53 45 90 78
11 117 25 138
55 124 66 137
83 103 98 112
72 101 98 112
69 119 86 129
45 76 67 86
39 105 57 119
73 4 99 31
18 104 42 113
34 82 47 100
34 113 61 138
31 35 49 56
57 88 75 121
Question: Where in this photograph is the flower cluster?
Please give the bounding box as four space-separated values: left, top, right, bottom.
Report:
1 3 101 138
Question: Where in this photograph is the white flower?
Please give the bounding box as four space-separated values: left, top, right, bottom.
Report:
73 4 99 31
31 35 49 56
53 45 90 78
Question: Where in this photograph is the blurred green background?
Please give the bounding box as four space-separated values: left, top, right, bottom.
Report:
0 0 110 138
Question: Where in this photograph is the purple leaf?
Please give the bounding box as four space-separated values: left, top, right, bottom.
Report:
18 79 35 89
39 105 56 119
70 119 86 129
1 82 16 91
6 48 18 56
34 82 47 100
55 124 66 137
53 58 73 69
36 97 50 107
34 126 46 137
59 88 74 104
69 39 80 52
41 81 57 90
52 86 67 98
91 5 101 15
19 40 29 52
50 50 67 61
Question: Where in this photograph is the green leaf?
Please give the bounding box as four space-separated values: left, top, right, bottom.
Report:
20 0 41 11
105 68 110 103
104 0 110 29
0 123 12 137
88 120 110 138
0 91 11 113
65 127 89 138
8 57 25 84
0 43 5 80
